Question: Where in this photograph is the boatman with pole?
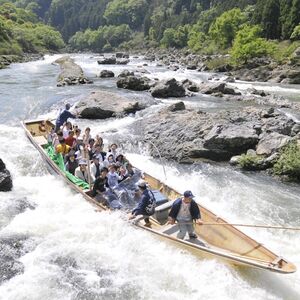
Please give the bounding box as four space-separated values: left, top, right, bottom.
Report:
168 190 203 239
55 103 77 132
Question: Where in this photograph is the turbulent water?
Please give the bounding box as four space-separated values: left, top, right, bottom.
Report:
0 54 300 300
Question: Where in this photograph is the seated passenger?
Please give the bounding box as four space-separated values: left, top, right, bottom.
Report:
125 163 135 177
52 130 63 148
55 138 70 156
115 154 127 166
65 130 76 147
90 155 103 182
107 164 123 188
95 135 104 147
108 143 119 160
65 153 78 175
91 167 109 198
129 179 156 227
91 144 105 162
62 121 72 139
82 127 91 145
103 153 115 168
74 160 89 183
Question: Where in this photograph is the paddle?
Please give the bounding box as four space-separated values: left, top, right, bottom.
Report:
200 222 300 230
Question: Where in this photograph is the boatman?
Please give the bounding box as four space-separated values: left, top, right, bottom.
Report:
55 103 76 132
129 179 156 227
168 190 202 239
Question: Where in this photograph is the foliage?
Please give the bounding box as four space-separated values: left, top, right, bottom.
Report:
209 8 247 49
0 2 64 54
69 24 132 51
238 153 265 171
230 25 276 64
160 25 189 48
291 24 300 40
273 142 300 181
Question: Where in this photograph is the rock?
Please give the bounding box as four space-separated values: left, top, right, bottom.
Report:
97 56 116 64
55 56 93 86
182 79 199 92
151 78 186 98
167 101 185 112
116 59 130 65
199 82 241 95
230 155 241 166
115 52 129 58
99 70 115 78
203 124 259 158
186 65 197 70
224 76 235 83
75 90 146 119
116 76 151 91
291 124 300 136
249 88 269 97
118 70 134 78
290 47 300 65
256 132 291 155
0 159 13 192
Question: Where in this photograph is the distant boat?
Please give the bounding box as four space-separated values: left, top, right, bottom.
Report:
22 119 296 274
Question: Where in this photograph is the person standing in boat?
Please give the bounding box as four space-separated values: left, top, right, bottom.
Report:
129 179 156 227
55 103 76 132
168 190 202 239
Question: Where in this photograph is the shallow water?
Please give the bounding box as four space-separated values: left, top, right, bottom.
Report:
0 54 299 300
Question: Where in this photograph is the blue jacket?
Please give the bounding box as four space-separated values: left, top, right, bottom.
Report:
169 198 201 220
56 110 76 127
132 189 156 216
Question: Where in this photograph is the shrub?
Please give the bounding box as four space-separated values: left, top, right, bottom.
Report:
273 142 300 181
238 153 265 171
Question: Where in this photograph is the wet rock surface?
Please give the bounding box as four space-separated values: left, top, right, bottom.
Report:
55 56 93 87
151 78 186 98
116 75 152 91
99 70 115 78
131 105 299 164
75 90 149 119
0 159 13 192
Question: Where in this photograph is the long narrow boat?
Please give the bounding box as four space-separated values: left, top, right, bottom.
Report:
22 119 297 274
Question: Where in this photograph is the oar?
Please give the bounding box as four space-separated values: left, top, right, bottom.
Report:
201 222 300 231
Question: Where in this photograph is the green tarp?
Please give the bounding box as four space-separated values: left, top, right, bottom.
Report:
45 144 90 190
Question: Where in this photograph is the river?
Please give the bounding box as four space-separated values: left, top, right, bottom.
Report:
0 54 299 300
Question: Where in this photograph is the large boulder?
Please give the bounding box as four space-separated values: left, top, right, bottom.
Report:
118 70 134 78
99 70 115 78
203 124 259 158
116 76 151 91
55 56 93 86
256 132 291 155
199 82 241 95
151 78 186 98
0 159 13 192
182 79 199 92
75 90 145 119
97 56 116 64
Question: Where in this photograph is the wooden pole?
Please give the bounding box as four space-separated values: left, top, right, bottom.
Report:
201 222 300 231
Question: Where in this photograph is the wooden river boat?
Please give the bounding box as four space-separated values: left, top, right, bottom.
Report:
22 119 297 274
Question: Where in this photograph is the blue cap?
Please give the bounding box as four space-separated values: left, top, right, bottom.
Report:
183 190 194 198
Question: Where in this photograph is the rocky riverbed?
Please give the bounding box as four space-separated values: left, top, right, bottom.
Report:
0 159 12 192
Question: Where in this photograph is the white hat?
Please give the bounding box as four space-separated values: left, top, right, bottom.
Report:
137 179 147 188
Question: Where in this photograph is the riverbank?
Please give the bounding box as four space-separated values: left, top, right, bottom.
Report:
0 54 44 69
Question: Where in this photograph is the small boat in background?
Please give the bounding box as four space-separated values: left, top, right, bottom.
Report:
22 119 297 274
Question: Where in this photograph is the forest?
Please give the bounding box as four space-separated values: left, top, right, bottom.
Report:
0 0 299 62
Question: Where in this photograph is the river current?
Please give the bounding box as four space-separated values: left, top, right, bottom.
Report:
0 54 299 300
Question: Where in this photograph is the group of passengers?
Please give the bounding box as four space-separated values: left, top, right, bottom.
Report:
49 103 202 238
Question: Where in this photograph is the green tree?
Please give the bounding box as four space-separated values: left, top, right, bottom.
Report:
291 24 300 40
261 0 280 39
230 24 276 64
209 8 246 49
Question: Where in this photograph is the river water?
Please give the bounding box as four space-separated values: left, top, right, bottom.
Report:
0 54 299 300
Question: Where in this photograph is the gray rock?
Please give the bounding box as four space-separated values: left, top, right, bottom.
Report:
75 90 145 119
99 70 115 78
200 82 241 95
230 155 241 166
116 52 129 58
0 159 12 192
256 132 291 155
291 124 300 136
116 76 151 91
182 79 199 92
97 56 116 64
203 124 259 157
167 101 185 112
118 70 134 78
55 56 93 86
151 78 186 98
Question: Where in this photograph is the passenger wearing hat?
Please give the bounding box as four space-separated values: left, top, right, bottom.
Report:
129 179 156 227
168 190 202 239
90 154 103 182
55 103 76 132
74 160 89 182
